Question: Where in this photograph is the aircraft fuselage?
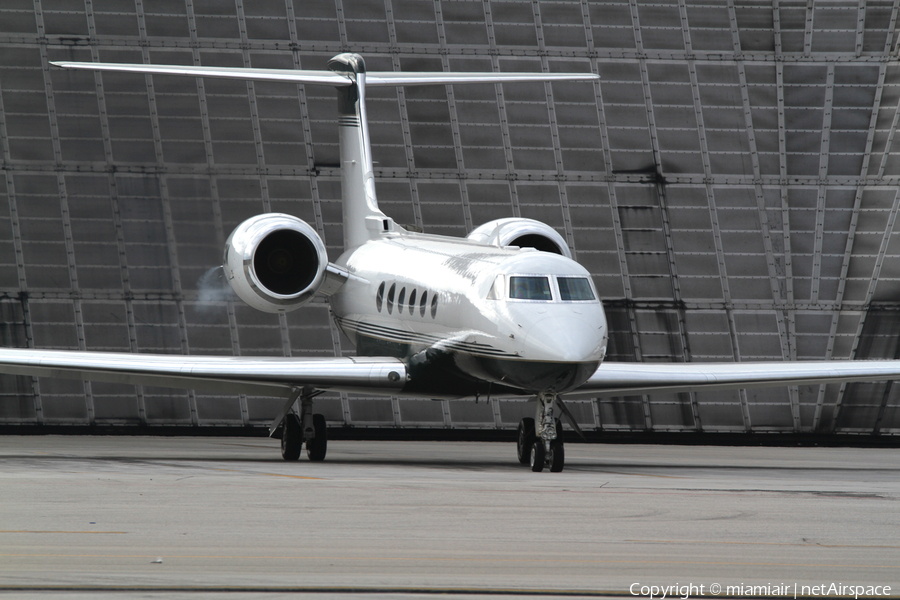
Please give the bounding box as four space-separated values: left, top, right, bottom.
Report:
331 231 609 399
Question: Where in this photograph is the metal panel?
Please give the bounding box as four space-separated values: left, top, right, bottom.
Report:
1 0 899 434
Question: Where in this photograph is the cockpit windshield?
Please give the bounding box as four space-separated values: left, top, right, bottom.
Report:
487 273 598 303
509 276 552 301
557 277 595 301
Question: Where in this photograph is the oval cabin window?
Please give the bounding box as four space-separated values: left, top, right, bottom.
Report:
376 282 385 312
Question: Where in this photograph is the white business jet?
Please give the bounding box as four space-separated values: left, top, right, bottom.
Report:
2 53 899 472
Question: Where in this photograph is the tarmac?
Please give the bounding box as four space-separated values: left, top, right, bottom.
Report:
0 436 898 599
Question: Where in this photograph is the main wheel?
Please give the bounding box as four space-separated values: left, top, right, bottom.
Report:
281 413 302 461
516 418 535 465
549 438 565 472
306 413 327 462
530 440 545 472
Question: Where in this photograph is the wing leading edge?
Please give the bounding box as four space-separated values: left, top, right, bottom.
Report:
570 360 900 398
0 348 406 398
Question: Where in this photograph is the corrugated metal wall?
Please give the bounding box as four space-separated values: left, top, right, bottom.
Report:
0 0 899 434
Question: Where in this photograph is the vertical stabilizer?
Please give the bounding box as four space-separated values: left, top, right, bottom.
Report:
327 54 392 250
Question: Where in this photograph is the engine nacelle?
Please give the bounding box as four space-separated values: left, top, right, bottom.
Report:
467 217 572 259
224 213 329 313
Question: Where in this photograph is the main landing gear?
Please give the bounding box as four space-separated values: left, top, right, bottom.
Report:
517 392 564 473
272 387 328 462
281 412 327 461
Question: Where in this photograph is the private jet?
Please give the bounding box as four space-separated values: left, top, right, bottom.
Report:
2 53 900 472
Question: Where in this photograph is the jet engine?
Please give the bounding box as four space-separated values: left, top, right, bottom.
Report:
224 213 331 313
467 217 572 259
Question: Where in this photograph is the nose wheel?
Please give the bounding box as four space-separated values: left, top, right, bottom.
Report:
529 439 545 471
519 393 565 473
527 421 564 472
549 435 564 472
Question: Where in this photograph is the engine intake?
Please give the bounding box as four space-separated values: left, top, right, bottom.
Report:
467 217 572 259
224 214 329 313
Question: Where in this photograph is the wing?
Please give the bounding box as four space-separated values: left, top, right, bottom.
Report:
0 348 406 398
569 360 900 398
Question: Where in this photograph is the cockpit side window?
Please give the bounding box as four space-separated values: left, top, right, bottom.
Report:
509 276 552 301
557 277 595 301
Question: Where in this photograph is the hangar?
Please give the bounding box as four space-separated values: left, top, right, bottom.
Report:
0 0 898 435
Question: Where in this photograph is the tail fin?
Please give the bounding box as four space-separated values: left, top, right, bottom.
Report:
326 54 389 250
51 56 598 250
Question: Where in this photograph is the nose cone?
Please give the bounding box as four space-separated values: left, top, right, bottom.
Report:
524 316 604 363
455 316 603 394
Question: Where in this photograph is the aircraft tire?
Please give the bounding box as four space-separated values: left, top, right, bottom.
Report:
549 438 564 472
306 413 327 462
517 418 535 465
530 440 545 472
281 414 303 461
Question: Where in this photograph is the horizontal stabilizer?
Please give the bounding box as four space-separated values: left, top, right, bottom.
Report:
50 62 598 87
50 61 353 86
365 71 599 86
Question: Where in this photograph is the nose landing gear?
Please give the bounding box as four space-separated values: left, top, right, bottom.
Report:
518 392 565 473
528 423 564 472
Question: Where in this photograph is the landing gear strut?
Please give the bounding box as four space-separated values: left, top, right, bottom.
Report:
522 392 565 473
272 386 328 462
